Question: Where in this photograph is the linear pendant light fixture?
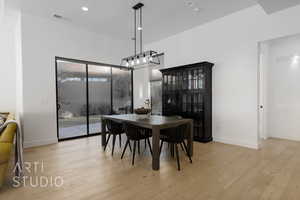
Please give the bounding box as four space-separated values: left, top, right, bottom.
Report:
121 3 160 68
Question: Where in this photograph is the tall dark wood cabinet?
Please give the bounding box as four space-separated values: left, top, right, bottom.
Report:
160 62 214 142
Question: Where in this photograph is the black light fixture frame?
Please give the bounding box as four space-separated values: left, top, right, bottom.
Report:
121 2 160 68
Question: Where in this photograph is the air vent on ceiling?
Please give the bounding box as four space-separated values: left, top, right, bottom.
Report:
53 14 63 19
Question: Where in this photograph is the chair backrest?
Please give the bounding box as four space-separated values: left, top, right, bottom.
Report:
166 124 187 143
123 123 142 140
106 120 124 134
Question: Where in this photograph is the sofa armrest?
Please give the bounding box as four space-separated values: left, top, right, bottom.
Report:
0 124 17 143
0 113 17 143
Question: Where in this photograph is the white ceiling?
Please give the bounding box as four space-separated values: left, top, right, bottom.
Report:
21 0 257 43
256 0 300 14
21 0 300 43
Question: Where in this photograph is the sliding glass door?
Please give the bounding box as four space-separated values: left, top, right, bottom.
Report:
56 57 132 141
88 65 111 134
56 61 88 139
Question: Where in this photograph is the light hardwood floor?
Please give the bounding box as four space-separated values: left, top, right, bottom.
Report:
1 136 300 200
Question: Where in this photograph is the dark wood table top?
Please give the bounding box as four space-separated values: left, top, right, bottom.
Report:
101 114 192 129
100 114 194 170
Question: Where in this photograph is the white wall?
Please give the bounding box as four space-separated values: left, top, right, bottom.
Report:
21 13 129 147
263 34 300 141
145 5 300 149
0 0 4 21
15 9 23 124
0 0 18 112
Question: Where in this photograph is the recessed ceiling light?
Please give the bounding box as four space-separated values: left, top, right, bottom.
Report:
81 6 89 11
194 7 200 12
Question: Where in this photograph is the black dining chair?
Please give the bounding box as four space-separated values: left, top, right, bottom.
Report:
104 120 129 156
160 115 186 155
121 123 153 165
140 128 152 153
160 124 192 171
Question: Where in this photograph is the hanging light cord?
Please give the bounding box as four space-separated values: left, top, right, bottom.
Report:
140 6 143 54
134 9 137 57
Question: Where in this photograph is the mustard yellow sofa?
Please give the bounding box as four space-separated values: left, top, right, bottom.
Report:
0 113 17 188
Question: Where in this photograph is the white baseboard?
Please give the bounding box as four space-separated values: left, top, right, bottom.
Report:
213 137 259 149
268 135 300 142
24 138 58 148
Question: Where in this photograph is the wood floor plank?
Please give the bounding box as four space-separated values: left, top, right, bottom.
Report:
0 137 300 200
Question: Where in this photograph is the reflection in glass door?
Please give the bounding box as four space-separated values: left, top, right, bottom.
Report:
150 81 162 115
112 68 132 114
56 61 88 139
56 57 133 141
88 65 111 134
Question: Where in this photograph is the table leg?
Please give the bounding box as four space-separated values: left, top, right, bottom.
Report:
101 119 106 147
152 126 160 170
187 120 194 156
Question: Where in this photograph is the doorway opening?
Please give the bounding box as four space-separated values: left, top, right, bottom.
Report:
258 33 300 144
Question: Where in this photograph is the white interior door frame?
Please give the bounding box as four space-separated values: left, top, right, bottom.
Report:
257 42 268 148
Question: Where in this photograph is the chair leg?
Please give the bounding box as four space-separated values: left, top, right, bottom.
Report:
182 141 188 154
112 135 116 156
121 140 129 159
175 144 181 171
188 153 193 164
128 141 132 152
180 143 185 151
145 139 147 150
159 141 164 155
182 141 189 155
182 141 192 163
119 134 122 148
104 134 111 151
132 141 136 165
138 140 140 155
147 138 153 156
171 144 174 157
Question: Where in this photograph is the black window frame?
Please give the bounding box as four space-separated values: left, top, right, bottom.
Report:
55 56 134 141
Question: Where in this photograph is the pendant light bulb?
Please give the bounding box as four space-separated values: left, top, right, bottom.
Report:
131 59 135 66
136 56 140 64
125 60 129 67
143 55 147 63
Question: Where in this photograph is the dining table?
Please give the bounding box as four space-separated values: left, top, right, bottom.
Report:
100 114 193 171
